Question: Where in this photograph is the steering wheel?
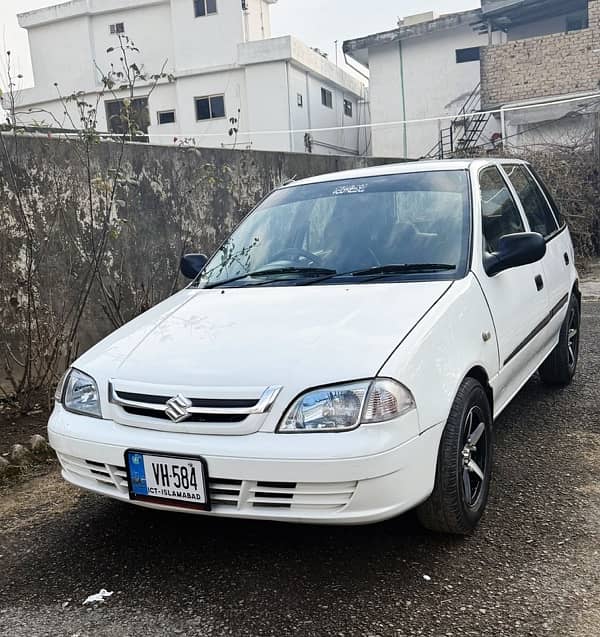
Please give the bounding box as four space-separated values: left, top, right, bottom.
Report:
271 248 323 266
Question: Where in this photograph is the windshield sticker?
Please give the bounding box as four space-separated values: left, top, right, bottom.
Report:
332 183 368 195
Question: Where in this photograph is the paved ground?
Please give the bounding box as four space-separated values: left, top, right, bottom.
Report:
580 261 600 300
0 302 598 637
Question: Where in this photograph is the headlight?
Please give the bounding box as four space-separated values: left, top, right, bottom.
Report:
62 368 103 418
361 378 415 424
277 378 415 433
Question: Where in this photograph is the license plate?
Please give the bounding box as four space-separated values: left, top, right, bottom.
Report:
125 450 210 511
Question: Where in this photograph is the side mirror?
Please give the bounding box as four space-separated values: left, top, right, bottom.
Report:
484 233 546 277
180 253 208 279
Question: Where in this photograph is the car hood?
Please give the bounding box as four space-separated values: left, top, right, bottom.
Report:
77 282 453 390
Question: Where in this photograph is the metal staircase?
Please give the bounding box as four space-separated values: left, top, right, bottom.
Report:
425 84 491 159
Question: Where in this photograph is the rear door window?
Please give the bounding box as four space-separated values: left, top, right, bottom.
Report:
503 164 559 238
527 166 564 228
479 166 526 253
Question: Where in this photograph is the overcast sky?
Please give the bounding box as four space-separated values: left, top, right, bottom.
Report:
1 0 480 88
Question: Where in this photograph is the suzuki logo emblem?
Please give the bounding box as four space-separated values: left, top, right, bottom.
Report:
165 393 193 423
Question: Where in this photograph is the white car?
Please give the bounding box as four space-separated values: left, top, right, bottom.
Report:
49 159 580 534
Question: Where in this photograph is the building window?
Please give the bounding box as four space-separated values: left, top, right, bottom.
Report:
105 97 149 135
297 93 303 107
195 95 226 120
343 99 353 118
194 0 217 17
566 13 589 32
109 22 125 35
456 47 480 64
157 110 176 125
321 88 333 109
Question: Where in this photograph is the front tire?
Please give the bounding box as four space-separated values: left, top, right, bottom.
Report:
417 378 493 535
539 294 580 387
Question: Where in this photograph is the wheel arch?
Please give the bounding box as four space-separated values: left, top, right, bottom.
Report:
573 279 582 307
464 366 494 418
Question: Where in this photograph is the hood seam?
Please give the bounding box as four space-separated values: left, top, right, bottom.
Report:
375 280 456 378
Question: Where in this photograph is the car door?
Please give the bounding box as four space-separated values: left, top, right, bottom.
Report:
474 165 549 413
501 163 571 322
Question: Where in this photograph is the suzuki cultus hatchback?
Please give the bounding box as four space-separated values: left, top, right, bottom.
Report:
50 159 580 534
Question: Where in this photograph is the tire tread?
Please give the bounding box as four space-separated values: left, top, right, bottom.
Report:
417 378 492 535
539 296 579 387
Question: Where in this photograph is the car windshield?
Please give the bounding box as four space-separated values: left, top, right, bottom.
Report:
197 170 471 288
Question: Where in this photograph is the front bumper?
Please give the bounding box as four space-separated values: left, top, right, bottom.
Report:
48 406 444 525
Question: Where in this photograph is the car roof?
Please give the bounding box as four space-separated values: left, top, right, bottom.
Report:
283 158 530 188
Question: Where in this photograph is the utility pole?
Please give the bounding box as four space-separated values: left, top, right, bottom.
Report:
334 40 338 66
595 110 600 165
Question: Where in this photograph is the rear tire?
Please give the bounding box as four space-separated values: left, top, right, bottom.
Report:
539 295 580 387
417 378 493 535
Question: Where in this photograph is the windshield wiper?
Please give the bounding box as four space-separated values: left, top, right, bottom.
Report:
348 263 457 277
203 267 337 289
300 263 456 286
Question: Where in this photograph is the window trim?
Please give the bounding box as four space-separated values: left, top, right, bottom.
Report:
194 94 226 121
194 0 218 18
157 109 176 125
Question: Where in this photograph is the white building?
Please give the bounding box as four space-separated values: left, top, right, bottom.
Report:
344 10 503 159
344 1 598 159
12 0 369 155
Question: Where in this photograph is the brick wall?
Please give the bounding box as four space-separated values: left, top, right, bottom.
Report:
480 0 600 108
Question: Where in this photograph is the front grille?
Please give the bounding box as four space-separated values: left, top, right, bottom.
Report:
58 453 356 513
209 479 356 511
209 478 243 507
115 391 259 409
248 481 356 510
122 406 247 423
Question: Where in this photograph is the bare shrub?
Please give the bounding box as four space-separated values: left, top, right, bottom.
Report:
521 148 599 260
0 37 172 412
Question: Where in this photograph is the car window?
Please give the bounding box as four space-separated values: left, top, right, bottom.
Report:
503 164 559 237
479 166 525 253
528 166 564 228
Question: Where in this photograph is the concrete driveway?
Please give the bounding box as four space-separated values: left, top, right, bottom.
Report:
1 300 598 637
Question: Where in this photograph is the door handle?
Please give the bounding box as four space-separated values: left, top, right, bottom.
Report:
564 252 570 266
535 275 544 291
